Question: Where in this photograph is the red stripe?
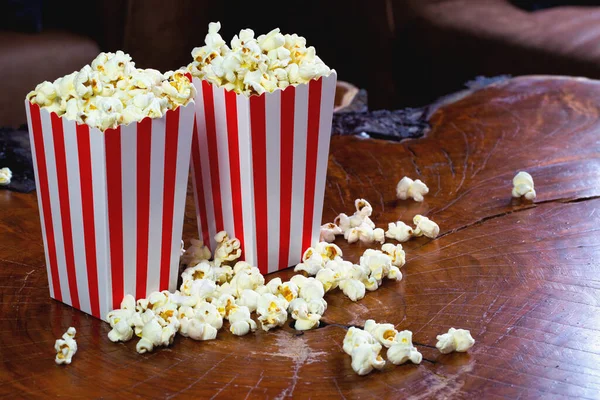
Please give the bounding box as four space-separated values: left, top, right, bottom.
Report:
192 122 211 249
301 78 323 255
225 90 245 253
250 95 268 275
29 104 62 301
51 113 80 309
76 124 100 317
159 107 180 290
136 118 152 298
105 126 124 309
202 81 224 233
279 86 295 270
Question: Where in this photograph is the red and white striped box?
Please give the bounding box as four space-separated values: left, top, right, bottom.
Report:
25 100 196 321
190 72 337 275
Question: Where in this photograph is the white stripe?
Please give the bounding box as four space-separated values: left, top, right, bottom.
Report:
120 123 137 298
214 87 235 239
63 118 90 314
89 127 109 319
39 109 70 305
265 91 281 272
147 116 166 294
312 73 337 247
25 102 54 299
288 83 309 266
194 78 218 251
190 156 203 244
168 103 196 292
236 95 256 266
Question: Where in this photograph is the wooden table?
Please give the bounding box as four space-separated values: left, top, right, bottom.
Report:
1 76 599 399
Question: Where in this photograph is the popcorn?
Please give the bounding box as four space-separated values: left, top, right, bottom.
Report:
307 298 328 316
316 268 340 292
181 239 212 266
179 316 218 341
298 277 325 301
385 221 413 242
214 294 238 319
339 279 366 301
364 319 397 348
278 281 299 303
236 288 261 312
359 249 392 283
228 306 257 336
54 327 77 365
381 243 406 269
413 215 440 239
334 199 381 245
106 294 136 342
188 22 332 96
512 171 536 201
257 293 288 331
136 318 177 354
195 301 224 330
27 51 195 131
294 250 325 275
189 278 218 301
343 326 377 355
396 177 429 202
320 222 342 242
0 167 12 186
131 309 156 336
435 328 475 354
213 231 242 266
181 261 216 283
387 330 422 365
351 343 386 376
230 261 264 295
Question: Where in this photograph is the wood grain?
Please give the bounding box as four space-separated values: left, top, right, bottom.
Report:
1 76 599 399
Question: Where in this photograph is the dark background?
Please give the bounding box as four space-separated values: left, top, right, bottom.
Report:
3 0 600 126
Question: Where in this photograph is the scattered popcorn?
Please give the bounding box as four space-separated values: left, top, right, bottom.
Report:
228 306 257 336
179 313 218 341
136 318 172 354
387 330 422 365
236 288 261 312
195 301 224 330
413 215 440 239
343 326 378 355
230 261 264 296
381 243 406 269
364 319 398 348
256 293 288 331
351 343 386 376
106 294 136 342
339 279 366 301
360 249 392 284
298 277 325 302
54 327 77 365
396 177 429 202
0 167 12 186
512 171 536 201
180 239 211 266
320 222 343 242
213 231 242 266
435 328 475 354
385 221 413 243
315 267 340 292
188 22 333 96
333 199 385 245
288 298 321 330
214 294 238 319
27 51 195 131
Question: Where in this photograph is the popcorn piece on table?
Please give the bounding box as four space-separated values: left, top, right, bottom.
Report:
359 249 392 284
230 261 265 296
181 239 212 266
385 221 413 243
228 306 257 336
351 343 386 376
396 177 429 202
320 222 342 242
387 330 422 365
236 288 261 312
257 293 288 331
288 298 321 330
106 294 137 342
364 319 398 348
213 231 242 266
343 326 378 355
339 278 366 301
512 171 536 201
298 277 325 302
136 317 178 353
315 267 341 292
436 327 475 354
381 243 406 270
195 301 224 330
178 308 218 341
55 327 77 365
0 167 12 186
413 215 440 239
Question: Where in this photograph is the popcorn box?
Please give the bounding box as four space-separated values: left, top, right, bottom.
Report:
191 72 337 274
25 100 195 320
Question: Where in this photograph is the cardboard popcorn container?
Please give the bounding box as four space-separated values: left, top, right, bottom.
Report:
25 100 195 321
190 72 337 275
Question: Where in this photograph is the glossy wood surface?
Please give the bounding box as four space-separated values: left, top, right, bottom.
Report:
1 76 599 399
